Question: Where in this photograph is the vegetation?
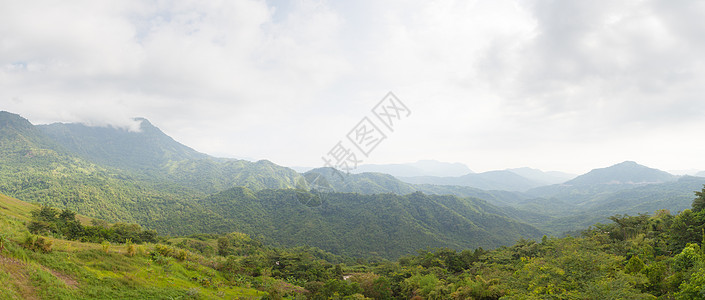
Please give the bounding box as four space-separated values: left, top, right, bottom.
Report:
27 205 157 244
5 187 705 299
200 188 543 259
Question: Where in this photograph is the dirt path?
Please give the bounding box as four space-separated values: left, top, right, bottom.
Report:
0 253 79 299
44 267 78 288
0 254 39 300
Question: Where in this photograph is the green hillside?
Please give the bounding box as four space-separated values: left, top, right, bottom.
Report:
199 188 543 259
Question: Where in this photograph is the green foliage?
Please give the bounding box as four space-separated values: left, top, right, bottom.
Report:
125 239 136 257
691 185 705 212
101 241 110 253
676 267 705 299
22 233 54 253
625 255 645 274
27 206 157 245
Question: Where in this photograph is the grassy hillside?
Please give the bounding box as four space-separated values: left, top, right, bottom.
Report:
0 193 266 299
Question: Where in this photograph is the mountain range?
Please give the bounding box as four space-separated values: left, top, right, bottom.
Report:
0 111 543 258
398 168 575 192
2 110 703 257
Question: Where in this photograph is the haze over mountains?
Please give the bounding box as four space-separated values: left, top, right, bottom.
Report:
352 160 474 177
2 110 704 257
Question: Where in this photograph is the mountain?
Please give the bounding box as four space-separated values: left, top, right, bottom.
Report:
517 176 705 234
37 119 208 171
512 162 697 234
0 111 63 153
352 160 473 177
37 118 305 193
399 170 545 192
527 161 678 200
0 111 231 233
507 167 575 185
304 168 417 195
564 161 676 186
199 187 544 258
696 171 705 177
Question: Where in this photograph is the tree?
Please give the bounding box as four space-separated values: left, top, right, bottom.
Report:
625 255 645 274
59 209 76 222
31 205 58 223
217 237 230 256
692 185 705 213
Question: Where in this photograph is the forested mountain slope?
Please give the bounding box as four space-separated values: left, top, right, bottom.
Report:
38 118 305 193
199 188 544 259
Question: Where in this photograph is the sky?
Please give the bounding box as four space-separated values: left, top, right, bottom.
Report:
2 0 705 174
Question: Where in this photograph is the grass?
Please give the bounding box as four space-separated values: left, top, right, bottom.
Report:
0 193 267 299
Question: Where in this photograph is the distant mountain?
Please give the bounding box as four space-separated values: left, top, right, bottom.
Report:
399 170 544 192
696 171 705 177
527 161 678 201
303 167 530 207
507 167 575 185
565 161 676 186
519 176 705 234
353 160 473 177
199 187 544 258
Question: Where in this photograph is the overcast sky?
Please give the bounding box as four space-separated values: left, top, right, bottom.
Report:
2 0 705 174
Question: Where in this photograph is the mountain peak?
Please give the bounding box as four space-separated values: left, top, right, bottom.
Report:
129 117 160 133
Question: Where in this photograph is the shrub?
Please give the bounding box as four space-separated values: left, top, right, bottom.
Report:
101 241 111 253
22 234 53 253
126 239 136 257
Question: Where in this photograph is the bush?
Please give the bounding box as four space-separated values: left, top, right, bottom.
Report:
22 234 53 253
126 239 136 257
101 241 110 253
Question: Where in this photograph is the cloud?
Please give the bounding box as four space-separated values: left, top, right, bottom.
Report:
500 0 705 127
1 0 704 173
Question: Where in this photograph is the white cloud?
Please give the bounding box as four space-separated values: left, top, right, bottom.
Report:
1 0 705 173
